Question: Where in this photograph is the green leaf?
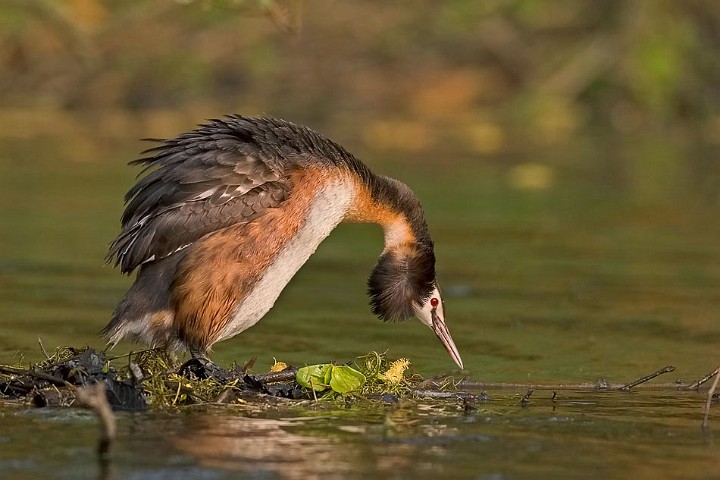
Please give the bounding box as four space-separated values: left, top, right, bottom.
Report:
329 365 366 394
296 364 332 391
323 363 333 384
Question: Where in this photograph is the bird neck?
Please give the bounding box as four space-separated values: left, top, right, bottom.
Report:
345 174 432 252
381 216 415 252
343 174 437 321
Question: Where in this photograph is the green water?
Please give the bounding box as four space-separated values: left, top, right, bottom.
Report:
0 390 716 479
1 119 720 478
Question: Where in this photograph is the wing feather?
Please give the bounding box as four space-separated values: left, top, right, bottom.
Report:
108 119 294 274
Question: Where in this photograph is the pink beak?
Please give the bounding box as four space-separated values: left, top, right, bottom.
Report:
431 309 464 369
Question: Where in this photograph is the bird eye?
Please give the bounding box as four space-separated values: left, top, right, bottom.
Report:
430 298 439 307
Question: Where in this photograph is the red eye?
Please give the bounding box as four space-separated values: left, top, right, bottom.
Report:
430 298 439 307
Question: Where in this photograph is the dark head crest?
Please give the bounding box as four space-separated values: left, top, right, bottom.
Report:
367 243 436 321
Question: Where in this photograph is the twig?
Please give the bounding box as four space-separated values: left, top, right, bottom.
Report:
413 390 485 401
457 380 690 391
619 365 675 391
686 368 719 391
248 368 298 384
459 365 685 391
75 382 116 457
310 379 318 402
702 366 720 429
0 365 74 389
37 338 51 360
214 388 236 404
241 356 257 374
172 379 183 406
106 348 157 361
520 389 533 407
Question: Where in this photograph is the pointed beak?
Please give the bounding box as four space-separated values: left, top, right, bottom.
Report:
431 309 464 369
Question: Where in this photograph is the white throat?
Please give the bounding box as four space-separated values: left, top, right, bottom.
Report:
217 180 355 342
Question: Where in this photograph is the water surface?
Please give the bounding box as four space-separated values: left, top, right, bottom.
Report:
1 389 717 479
1 117 720 478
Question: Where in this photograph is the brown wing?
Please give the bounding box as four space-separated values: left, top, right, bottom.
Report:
107 120 293 274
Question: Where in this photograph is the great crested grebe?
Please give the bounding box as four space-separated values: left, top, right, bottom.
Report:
104 115 463 369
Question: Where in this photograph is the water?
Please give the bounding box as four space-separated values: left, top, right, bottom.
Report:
1 115 720 478
1 390 716 479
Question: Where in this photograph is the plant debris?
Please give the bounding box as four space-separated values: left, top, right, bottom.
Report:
0 347 145 410
0 346 481 411
5 343 716 431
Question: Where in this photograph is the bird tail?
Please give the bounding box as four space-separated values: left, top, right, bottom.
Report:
102 254 185 350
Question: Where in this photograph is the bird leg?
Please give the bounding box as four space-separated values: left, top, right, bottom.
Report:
178 353 231 382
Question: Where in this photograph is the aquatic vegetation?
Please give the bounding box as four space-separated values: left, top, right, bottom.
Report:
0 345 460 410
271 352 417 398
296 364 366 394
380 358 410 384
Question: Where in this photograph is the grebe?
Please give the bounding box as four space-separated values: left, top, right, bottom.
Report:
104 115 463 369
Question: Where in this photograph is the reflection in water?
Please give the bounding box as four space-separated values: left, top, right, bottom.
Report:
1 385 719 479
168 405 464 478
172 414 358 478
150 393 720 479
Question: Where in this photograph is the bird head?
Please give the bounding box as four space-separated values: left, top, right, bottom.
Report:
412 284 463 369
368 243 464 369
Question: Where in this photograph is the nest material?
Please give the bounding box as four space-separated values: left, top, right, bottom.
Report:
0 346 477 411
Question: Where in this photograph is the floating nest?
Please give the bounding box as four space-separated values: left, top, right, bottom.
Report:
0 346 483 411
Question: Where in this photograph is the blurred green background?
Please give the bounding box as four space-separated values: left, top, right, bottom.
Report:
1 0 720 379
2 0 720 143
